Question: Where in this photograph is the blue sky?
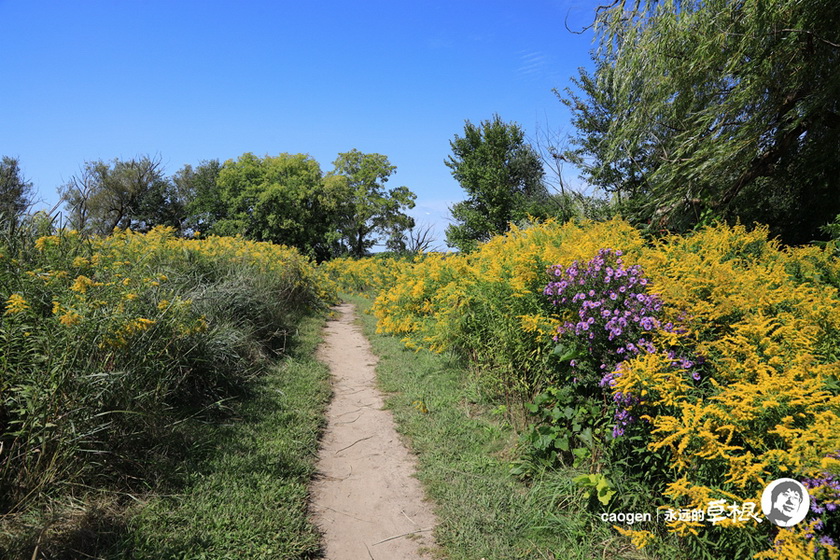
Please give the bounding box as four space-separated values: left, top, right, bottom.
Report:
1 0 601 248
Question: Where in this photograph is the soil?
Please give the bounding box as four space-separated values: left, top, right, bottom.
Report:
310 303 439 560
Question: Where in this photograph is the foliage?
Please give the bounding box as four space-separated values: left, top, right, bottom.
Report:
445 115 548 252
512 385 610 479
60 156 184 235
573 472 617 507
328 149 416 257
370 218 840 558
0 156 33 224
0 223 334 524
321 253 408 295
211 152 348 261
562 0 840 243
171 158 223 234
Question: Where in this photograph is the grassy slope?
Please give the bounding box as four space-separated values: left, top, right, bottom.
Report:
347 293 660 560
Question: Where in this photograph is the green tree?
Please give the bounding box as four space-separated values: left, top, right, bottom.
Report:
211 153 348 260
328 149 416 257
0 156 34 224
445 115 547 252
562 0 840 243
172 159 223 234
60 156 182 235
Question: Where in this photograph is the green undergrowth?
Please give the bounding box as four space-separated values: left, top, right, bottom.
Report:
118 311 332 559
1 311 331 560
347 294 666 560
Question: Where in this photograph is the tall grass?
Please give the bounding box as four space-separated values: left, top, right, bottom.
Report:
0 220 335 555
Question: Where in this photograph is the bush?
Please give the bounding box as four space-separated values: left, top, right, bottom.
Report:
0 225 334 513
371 219 840 558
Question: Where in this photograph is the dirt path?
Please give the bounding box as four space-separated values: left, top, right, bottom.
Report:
310 303 439 560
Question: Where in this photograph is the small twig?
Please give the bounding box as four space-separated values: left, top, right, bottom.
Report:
371 528 433 546
322 506 369 523
335 435 374 454
401 509 419 527
335 407 365 418
364 543 375 559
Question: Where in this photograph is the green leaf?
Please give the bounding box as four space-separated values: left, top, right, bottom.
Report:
552 342 582 362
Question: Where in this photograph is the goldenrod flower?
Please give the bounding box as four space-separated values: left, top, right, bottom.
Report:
4 293 29 315
59 310 81 326
70 275 94 293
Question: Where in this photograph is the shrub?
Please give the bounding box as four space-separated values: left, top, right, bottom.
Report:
0 225 333 513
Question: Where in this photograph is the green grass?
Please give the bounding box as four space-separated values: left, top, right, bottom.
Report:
347 293 662 560
114 311 332 559
0 311 332 560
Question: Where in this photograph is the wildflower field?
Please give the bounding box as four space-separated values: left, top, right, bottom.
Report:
0 223 335 556
328 218 840 560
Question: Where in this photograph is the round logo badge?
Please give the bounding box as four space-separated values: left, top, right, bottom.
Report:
761 478 810 527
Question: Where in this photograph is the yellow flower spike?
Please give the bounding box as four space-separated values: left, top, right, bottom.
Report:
613 527 655 549
59 310 81 326
70 275 95 293
4 293 29 315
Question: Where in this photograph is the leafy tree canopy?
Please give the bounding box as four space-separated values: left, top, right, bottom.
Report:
328 149 416 257
211 152 348 261
60 156 182 235
0 156 34 224
172 159 223 235
445 115 547 252
562 0 840 243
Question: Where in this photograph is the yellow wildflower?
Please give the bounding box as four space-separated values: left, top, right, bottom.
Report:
4 293 29 315
70 275 94 293
613 527 655 549
59 310 81 326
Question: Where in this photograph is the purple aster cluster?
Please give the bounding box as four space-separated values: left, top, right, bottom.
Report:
544 249 699 437
803 453 840 552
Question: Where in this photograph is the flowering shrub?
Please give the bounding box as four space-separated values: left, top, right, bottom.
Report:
544 248 680 436
0 225 333 512
373 218 646 393
613 224 840 557
321 254 407 295
371 219 840 559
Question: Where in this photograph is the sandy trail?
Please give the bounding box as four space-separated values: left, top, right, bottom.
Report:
310 303 438 560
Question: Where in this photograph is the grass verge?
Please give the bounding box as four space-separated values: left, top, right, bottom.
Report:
346 293 661 560
114 310 332 559
0 311 333 560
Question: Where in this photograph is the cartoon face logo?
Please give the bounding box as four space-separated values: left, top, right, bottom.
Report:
761 478 810 527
